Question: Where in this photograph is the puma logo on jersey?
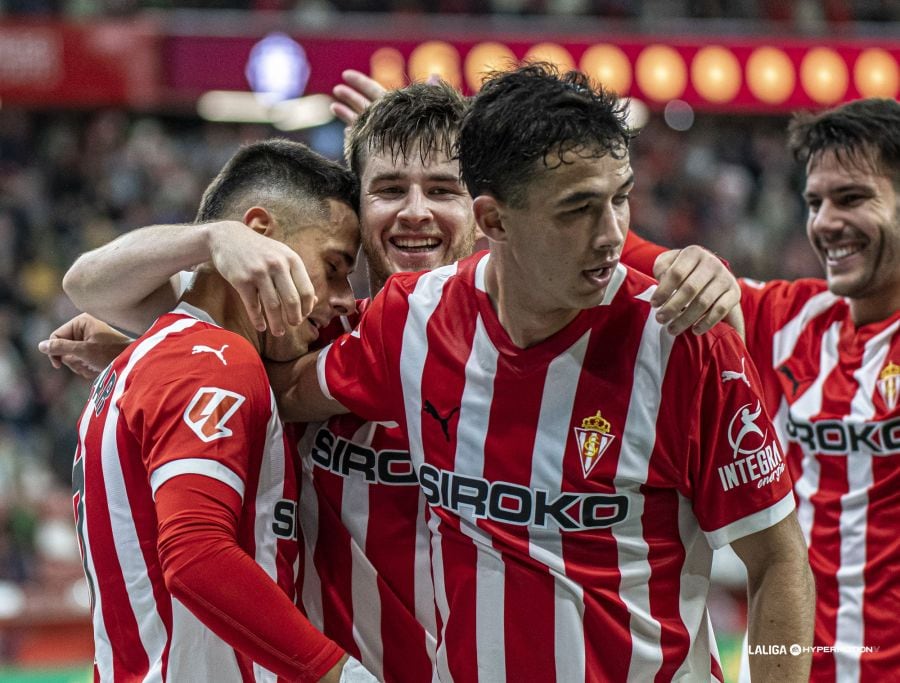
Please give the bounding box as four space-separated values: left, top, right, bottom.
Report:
183 387 245 442
721 357 750 388
192 344 228 365
423 400 459 442
778 365 800 395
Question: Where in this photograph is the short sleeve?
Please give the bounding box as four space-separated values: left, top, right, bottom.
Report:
318 275 408 425
119 330 273 501
687 329 795 548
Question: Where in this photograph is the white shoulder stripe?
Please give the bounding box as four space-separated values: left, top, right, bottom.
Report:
317 343 335 401
600 263 628 305
150 458 245 500
772 289 840 368
474 253 489 292
705 491 795 549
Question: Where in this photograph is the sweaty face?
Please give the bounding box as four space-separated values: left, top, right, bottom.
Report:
262 199 360 361
495 151 633 316
359 146 476 290
804 150 900 322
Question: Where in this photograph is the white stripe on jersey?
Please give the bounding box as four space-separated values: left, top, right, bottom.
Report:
455 316 505 683
791 321 841 547
398 263 459 683
834 320 900 681
76 391 113 681
252 394 289 683
94 315 200 681
771 289 840 367
169 598 242 681
401 262 459 472
150 458 245 500
612 292 674 682
415 488 438 667
342 420 384 680
528 329 591 683
298 436 326 631
672 493 717 681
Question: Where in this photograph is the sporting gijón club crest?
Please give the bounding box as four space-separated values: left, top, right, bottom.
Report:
573 411 615 477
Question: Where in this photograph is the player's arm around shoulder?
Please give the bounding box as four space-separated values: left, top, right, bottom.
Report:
267 349 348 424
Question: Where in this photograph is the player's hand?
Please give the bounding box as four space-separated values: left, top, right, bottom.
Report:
331 69 387 126
206 221 316 337
37 313 132 380
650 246 745 340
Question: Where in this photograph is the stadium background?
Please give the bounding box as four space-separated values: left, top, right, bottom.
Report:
0 2 897 681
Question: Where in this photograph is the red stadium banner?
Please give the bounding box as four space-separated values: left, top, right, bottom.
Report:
0 20 160 107
0 18 896 111
165 32 899 112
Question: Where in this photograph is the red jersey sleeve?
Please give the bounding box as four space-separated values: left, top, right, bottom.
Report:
118 328 272 500
156 474 343 681
739 277 831 372
621 230 668 276
318 275 411 425
681 327 795 548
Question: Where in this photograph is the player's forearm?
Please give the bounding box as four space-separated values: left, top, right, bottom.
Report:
165 543 344 681
156 479 345 681
267 351 349 423
745 555 814 681
63 223 215 333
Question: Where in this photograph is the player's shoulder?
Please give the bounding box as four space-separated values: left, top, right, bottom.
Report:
133 310 265 381
740 276 840 327
381 252 485 301
740 276 828 298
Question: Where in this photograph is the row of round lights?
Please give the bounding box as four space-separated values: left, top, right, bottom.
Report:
371 42 898 105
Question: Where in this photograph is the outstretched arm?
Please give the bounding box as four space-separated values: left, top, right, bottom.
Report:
731 514 814 682
63 221 315 336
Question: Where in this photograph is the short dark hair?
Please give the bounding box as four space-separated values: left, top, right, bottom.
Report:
345 81 469 178
196 139 359 223
459 63 632 206
788 98 900 183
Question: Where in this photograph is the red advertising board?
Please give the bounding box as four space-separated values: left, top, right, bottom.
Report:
0 18 896 112
165 32 900 112
0 20 160 107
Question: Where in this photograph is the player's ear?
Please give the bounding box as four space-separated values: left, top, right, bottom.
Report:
473 195 506 244
243 206 277 236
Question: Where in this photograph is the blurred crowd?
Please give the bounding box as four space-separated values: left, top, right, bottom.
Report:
0 103 820 660
1 0 898 22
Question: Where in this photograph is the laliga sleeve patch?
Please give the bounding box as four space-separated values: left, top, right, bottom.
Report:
183 387 246 442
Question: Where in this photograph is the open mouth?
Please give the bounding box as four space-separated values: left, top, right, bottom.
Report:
389 236 443 253
825 245 864 263
582 263 616 288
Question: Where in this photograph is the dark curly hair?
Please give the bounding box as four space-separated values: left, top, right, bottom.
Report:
345 81 469 178
788 98 900 184
197 138 359 223
459 62 633 207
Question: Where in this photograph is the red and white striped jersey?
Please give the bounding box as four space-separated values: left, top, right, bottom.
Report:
741 278 900 682
318 252 795 682
73 304 301 682
289 300 437 683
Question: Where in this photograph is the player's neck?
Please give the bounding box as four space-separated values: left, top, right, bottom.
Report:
848 292 900 328
484 253 580 349
180 272 262 353
369 271 387 297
